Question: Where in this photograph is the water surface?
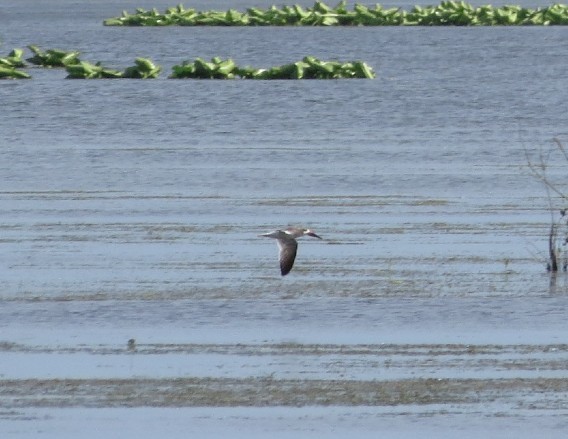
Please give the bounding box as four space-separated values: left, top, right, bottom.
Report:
1 0 568 437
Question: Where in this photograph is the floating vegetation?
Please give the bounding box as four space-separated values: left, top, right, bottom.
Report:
2 46 372 80
103 1 568 26
170 56 375 79
122 57 162 78
0 48 30 79
26 45 81 67
65 58 161 79
0 65 31 79
65 61 122 79
0 48 26 68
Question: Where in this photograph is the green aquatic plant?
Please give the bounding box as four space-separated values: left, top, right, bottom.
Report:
0 48 28 78
65 58 161 78
171 57 238 78
103 1 568 26
0 48 26 68
170 56 375 79
0 65 31 79
122 58 162 78
1 49 373 79
27 45 81 67
65 61 123 79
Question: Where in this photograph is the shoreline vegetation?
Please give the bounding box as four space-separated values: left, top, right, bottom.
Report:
103 1 568 26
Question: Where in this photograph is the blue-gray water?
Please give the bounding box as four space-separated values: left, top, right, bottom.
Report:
1 1 568 437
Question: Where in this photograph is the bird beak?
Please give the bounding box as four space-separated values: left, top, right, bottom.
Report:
306 231 322 239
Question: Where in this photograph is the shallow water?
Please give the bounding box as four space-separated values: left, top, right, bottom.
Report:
1 0 568 437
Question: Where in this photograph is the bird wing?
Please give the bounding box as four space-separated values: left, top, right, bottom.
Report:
277 238 298 276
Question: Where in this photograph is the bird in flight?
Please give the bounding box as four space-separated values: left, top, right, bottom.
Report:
259 226 322 276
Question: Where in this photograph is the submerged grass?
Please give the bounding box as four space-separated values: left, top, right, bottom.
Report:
2 341 566 356
2 377 567 408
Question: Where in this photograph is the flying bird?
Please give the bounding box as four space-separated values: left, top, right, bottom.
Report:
259 227 322 276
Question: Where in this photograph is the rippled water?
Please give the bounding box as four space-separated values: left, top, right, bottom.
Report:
1 0 568 436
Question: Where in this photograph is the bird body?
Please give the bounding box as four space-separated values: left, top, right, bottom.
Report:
259 227 322 276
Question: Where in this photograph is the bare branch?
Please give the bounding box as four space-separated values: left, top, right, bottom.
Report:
553 137 568 162
526 138 567 273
